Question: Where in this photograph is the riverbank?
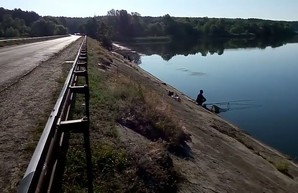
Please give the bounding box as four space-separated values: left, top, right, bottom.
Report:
62 37 298 192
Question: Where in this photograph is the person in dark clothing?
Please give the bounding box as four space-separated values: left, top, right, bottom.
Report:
196 90 206 106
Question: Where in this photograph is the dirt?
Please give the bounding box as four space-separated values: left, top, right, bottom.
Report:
0 38 83 193
108 46 298 193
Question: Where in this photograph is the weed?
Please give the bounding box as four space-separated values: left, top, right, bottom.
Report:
274 160 290 174
264 158 293 178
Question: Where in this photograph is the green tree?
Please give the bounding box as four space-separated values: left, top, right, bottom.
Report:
0 23 4 37
147 22 164 36
2 14 13 28
84 18 99 39
55 24 68 35
13 18 28 36
31 18 55 36
5 26 19 37
97 21 112 49
162 14 178 37
11 8 40 26
130 12 145 37
117 10 131 37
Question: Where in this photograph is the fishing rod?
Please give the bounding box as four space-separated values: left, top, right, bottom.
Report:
204 99 253 106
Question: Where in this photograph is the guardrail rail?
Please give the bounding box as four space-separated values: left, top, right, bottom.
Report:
18 36 93 193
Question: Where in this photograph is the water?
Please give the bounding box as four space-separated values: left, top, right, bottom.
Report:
124 38 298 160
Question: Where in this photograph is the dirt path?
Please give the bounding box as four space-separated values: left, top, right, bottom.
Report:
0 38 82 193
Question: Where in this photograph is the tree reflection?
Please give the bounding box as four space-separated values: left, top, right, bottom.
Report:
122 36 297 62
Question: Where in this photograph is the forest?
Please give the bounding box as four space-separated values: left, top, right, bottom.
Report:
82 9 298 41
0 7 67 37
1 7 297 44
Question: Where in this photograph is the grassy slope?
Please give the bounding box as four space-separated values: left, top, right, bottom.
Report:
61 37 298 193
61 38 189 193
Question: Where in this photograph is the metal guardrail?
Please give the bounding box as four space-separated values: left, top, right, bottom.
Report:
18 36 92 193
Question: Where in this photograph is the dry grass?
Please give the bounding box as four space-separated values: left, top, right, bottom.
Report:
60 38 189 193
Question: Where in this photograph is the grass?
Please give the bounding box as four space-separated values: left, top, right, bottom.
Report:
274 160 290 174
60 38 186 192
264 157 293 178
24 119 47 152
24 58 74 153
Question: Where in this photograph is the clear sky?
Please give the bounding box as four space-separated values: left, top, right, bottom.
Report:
1 0 297 21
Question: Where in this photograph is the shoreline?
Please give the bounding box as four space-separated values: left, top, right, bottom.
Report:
112 41 298 170
112 41 297 162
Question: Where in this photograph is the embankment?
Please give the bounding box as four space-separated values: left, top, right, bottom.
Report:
62 37 298 193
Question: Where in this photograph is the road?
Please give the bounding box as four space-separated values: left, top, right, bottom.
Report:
0 38 83 193
0 35 81 90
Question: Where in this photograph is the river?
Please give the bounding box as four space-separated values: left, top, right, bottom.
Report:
121 37 298 160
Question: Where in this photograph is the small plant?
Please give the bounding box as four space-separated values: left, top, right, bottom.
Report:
274 160 290 174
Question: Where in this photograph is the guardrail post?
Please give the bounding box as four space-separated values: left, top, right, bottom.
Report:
60 39 93 193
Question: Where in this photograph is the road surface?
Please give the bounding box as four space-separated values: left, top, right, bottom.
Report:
0 38 83 193
0 35 81 90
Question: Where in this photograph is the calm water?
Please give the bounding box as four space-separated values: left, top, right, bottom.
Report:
125 39 298 160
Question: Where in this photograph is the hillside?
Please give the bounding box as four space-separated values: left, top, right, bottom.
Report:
61 37 298 192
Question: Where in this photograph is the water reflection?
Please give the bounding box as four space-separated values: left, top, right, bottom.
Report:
122 36 298 61
131 38 298 160
176 68 206 76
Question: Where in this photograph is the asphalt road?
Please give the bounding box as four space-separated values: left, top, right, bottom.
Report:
0 35 81 89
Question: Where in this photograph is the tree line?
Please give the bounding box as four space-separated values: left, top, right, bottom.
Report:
0 7 67 37
1 7 297 44
94 10 297 40
74 9 298 49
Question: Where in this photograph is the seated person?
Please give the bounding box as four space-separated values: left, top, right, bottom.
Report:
196 90 206 106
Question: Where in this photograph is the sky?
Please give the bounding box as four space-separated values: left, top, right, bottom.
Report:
1 0 297 21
